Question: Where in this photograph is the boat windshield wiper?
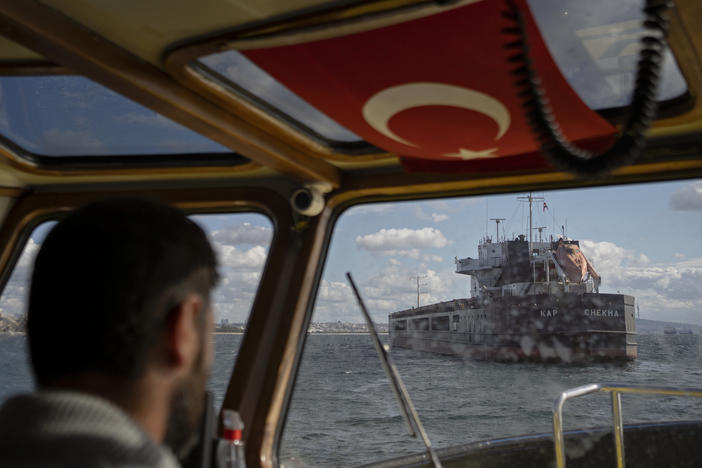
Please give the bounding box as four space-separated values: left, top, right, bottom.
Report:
346 272 443 468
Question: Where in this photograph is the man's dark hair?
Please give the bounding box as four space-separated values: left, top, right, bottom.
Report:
27 198 218 387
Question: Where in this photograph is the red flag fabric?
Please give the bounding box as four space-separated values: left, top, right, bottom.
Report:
242 0 616 171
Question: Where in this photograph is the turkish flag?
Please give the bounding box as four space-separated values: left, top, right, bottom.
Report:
242 0 615 172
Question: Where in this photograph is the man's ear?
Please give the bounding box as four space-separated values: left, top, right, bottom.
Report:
163 293 204 375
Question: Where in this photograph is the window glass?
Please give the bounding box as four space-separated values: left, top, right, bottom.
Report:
529 0 687 109
0 76 231 157
192 213 272 409
280 179 702 466
0 212 272 411
0 223 53 399
197 52 361 143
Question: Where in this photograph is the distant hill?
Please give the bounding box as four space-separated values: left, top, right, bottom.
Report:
636 318 702 335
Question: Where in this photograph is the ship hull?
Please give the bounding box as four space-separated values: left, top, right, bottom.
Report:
389 293 636 362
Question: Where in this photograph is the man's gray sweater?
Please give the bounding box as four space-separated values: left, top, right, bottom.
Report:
0 391 180 468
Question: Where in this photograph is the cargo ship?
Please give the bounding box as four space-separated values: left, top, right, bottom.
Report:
389 194 637 362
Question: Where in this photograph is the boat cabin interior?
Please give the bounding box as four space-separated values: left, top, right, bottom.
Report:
0 0 701 466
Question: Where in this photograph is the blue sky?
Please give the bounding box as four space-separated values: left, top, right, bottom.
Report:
0 76 228 156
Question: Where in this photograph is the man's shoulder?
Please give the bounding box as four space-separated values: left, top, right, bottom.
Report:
0 391 180 468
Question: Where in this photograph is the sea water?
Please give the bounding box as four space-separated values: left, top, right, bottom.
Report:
2 333 701 467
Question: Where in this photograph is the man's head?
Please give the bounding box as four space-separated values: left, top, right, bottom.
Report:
26 198 218 447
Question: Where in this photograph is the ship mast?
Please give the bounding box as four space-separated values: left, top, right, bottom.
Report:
518 193 544 283
489 218 505 242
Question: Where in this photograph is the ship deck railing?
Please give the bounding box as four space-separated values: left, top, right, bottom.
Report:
553 383 702 468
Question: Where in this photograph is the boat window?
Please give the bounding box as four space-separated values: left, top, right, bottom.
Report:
394 320 407 331
0 211 272 412
529 0 687 110
0 76 233 158
411 318 429 331
280 179 702 466
431 315 450 331
195 52 362 144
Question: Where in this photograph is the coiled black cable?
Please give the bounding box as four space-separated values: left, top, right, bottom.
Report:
503 0 672 176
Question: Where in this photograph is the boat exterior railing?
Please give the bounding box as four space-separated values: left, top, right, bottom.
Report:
552 383 702 468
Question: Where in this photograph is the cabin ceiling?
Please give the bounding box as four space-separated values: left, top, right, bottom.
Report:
40 0 333 66
0 0 699 196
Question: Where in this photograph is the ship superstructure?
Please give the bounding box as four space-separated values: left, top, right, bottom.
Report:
456 235 601 299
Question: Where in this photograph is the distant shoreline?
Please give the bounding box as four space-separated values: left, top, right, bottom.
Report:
213 331 389 335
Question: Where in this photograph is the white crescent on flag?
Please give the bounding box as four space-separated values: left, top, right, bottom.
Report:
361 82 511 158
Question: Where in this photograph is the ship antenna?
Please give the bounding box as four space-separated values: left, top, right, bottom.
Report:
533 226 547 243
485 199 489 240
490 218 506 242
346 272 444 468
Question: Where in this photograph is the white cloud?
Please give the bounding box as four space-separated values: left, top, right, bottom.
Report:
581 240 702 324
215 244 267 270
580 240 648 274
39 129 106 154
413 202 453 223
317 280 354 304
669 181 702 211
355 228 448 253
361 267 463 313
208 223 272 322
384 249 420 259
211 267 270 323
212 277 260 323
424 254 444 263
0 239 40 318
113 112 180 129
16 239 39 272
212 223 272 246
313 265 468 322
